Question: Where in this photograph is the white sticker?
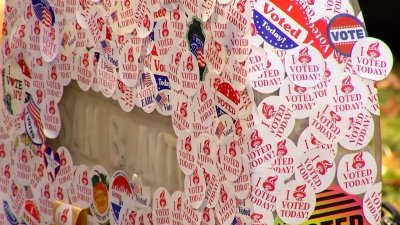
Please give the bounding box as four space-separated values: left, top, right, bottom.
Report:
75 48 95 91
60 24 77 57
275 180 316 225
280 77 315 119
297 127 338 158
351 37 393 81
176 131 197 176
178 51 200 96
109 170 133 225
116 80 136 112
2 59 26 116
215 181 236 225
45 63 64 103
251 169 285 212
119 42 140 87
41 97 61 138
220 137 242 182
96 56 116 98
309 103 350 144
258 96 296 139
40 23 59 63
339 109 374 151
204 166 221 209
337 151 377 195
285 45 325 87
327 73 367 117
234 155 250 200
72 165 93 209
182 193 202 225
205 38 227 74
272 138 301 181
251 209 274 225
13 146 33 186
35 179 54 223
184 167 207 209
294 150 336 193
152 187 172 224
171 191 183 225
57 54 74 86
249 47 284 94
195 134 217 170
363 79 380 115
0 158 12 196
363 182 382 225
117 200 138 225
247 124 277 173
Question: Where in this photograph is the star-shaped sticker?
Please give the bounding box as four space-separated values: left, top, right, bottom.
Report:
45 151 60 182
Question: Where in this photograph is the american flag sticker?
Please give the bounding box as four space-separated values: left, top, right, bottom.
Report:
155 92 167 107
142 73 153 87
101 40 111 54
42 5 55 28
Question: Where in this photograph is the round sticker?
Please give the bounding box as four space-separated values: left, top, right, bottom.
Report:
41 97 61 138
327 72 367 117
181 193 202 225
234 155 250 200
75 48 95 91
55 203 72 225
171 191 183 225
337 151 377 195
176 131 197 176
339 109 374 151
225 0 252 37
13 146 33 186
54 146 73 189
247 124 277 173
119 42 140 88
257 96 296 139
177 51 200 97
153 187 172 224
205 38 227 74
215 82 240 119
253 0 310 49
116 80 136 112
195 134 217 170
40 23 59 63
363 79 379 116
220 137 243 182
117 200 138 225
136 67 157 113
109 170 133 225
228 31 251 63
279 77 315 119
96 56 116 98
35 179 54 223
26 19 42 58
172 93 193 136
271 138 301 181
275 180 316 225
57 54 74 86
22 199 41 225
249 48 284 94
184 167 207 209
297 127 338 158
294 150 336 193
363 182 381 225
251 209 274 225
89 165 110 224
351 37 393 81
71 165 93 208
324 0 350 21
200 207 215 225
2 59 26 116
153 19 175 56
59 24 77 57
327 14 367 57
30 155 48 190
215 181 236 225
309 103 350 144
285 45 325 87
0 158 12 196
204 166 221 209
192 84 216 127
251 169 285 212
164 45 185 91
45 63 64 103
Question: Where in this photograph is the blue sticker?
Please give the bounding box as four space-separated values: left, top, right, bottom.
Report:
32 0 56 27
154 74 171 91
3 201 18 225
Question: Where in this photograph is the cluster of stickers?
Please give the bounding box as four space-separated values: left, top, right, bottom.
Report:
0 0 391 224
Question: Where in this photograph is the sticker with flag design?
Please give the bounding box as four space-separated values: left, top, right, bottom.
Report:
136 68 157 113
24 95 45 145
116 79 136 112
109 170 133 225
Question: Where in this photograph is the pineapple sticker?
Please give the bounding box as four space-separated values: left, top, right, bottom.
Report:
89 165 110 223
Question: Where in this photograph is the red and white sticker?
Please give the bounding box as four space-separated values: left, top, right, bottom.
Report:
215 181 236 225
164 45 185 91
75 48 95 91
294 150 336 193
177 131 197 176
136 67 157 113
55 146 73 189
220 137 242 182
55 203 73 225
204 166 221 209
195 134 217 170
327 73 367 117
2 59 26 116
213 114 234 140
363 79 380 115
54 184 69 203
271 138 301 181
363 182 382 225
114 0 136 35
228 31 251 63
153 187 172 224
40 23 59 63
35 179 54 223
285 45 325 87
178 51 200 96
234 155 250 200
309 103 350 144
60 24 77 57
351 37 393 81
0 158 12 196
275 180 316 225
324 0 350 21
119 42 139 88
251 169 285 212
258 96 295 139
337 151 377 195
57 54 74 86
170 191 183 225
225 54 248 92
215 82 241 119
22 199 41 225
192 84 216 127
26 19 41 58
87 6 106 48
182 193 202 225
249 48 284 94
172 93 193 136
153 19 175 56
225 0 252 37
9 19 28 52
280 77 315 119
41 97 61 139
13 146 33 186
116 80 136 112
247 124 277 173
200 207 215 225
71 165 93 209
45 63 64 103
339 109 374 151
184 167 207 209
251 209 274 225
205 38 227 74
96 56 116 98
118 200 138 225
297 127 338 158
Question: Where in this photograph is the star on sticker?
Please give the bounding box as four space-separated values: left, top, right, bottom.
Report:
45 151 60 181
